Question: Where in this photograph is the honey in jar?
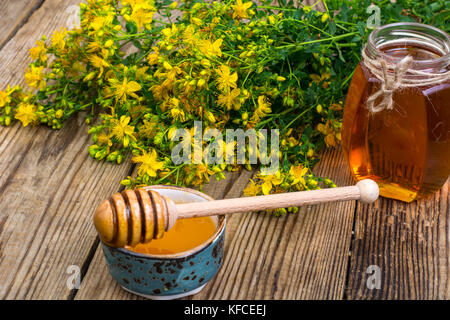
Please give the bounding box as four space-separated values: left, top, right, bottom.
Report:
125 216 217 255
342 23 450 202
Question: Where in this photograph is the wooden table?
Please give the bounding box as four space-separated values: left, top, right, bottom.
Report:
0 0 448 300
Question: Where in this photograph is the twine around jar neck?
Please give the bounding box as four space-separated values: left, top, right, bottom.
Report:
361 46 450 113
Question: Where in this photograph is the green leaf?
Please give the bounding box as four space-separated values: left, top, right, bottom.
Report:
328 20 337 35
125 21 137 34
356 21 366 36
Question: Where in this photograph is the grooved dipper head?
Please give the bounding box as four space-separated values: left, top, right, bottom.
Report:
93 189 178 248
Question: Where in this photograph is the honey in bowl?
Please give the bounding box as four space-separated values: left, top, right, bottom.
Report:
125 216 217 255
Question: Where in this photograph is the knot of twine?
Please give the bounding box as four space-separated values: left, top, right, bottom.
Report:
361 46 450 113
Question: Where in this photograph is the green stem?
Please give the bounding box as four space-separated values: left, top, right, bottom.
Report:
256 107 296 129
242 70 252 87
153 19 171 25
279 18 332 37
334 20 357 26
340 67 356 88
222 52 246 64
116 33 147 40
335 43 358 47
275 32 358 50
284 105 316 130
257 5 296 11
155 164 185 184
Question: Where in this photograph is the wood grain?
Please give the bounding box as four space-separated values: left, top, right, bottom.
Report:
0 0 44 50
0 0 135 299
346 180 449 299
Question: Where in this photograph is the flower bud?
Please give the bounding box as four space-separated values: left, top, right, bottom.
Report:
55 109 63 119
197 78 206 87
104 39 114 48
163 61 172 70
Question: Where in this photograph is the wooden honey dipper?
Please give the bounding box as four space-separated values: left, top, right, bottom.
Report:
94 179 379 247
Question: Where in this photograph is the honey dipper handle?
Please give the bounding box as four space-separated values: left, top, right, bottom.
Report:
176 179 379 219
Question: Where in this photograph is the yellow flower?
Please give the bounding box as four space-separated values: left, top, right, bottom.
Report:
289 165 308 186
182 25 198 47
257 95 271 113
193 163 215 184
171 108 186 122
121 0 140 7
231 0 253 20
216 65 237 92
14 103 39 127
0 90 11 107
244 179 261 196
261 172 284 195
163 61 172 70
130 3 155 30
162 24 178 39
310 73 330 88
147 52 159 65
217 88 241 111
29 40 47 62
199 38 223 57
110 115 136 147
89 12 114 31
108 77 141 102
135 66 149 80
51 28 67 50
330 103 343 111
24 65 46 89
150 84 168 101
89 55 109 77
96 132 113 147
87 41 102 53
251 95 272 122
138 117 159 139
317 121 339 147
132 149 164 177
316 104 323 113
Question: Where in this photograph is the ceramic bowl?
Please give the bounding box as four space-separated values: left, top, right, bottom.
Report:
100 185 225 300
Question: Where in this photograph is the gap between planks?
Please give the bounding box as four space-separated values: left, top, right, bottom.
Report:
0 0 45 50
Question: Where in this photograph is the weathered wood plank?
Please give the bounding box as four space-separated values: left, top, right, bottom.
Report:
75 148 355 300
0 0 135 299
0 0 44 50
346 180 449 299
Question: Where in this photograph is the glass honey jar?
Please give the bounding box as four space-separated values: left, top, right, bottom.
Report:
342 23 450 202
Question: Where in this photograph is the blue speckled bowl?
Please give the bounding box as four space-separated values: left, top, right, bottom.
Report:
100 185 225 300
